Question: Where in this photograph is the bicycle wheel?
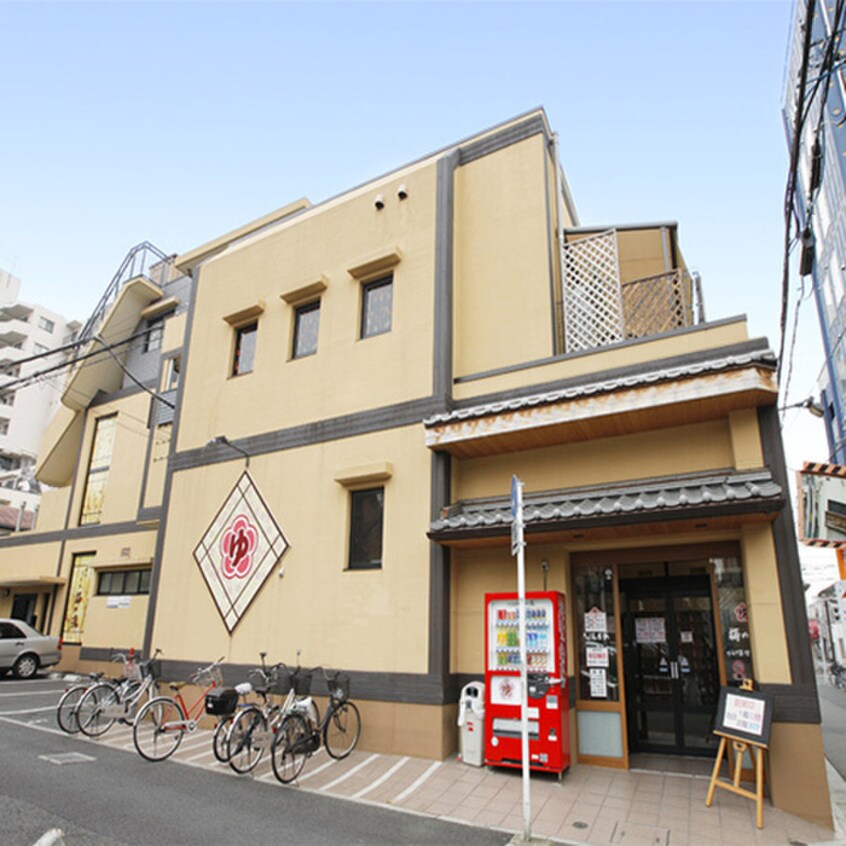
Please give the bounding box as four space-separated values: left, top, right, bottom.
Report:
213 716 233 763
323 701 361 759
56 685 87 734
271 712 311 784
228 706 268 774
77 683 119 737
133 696 186 762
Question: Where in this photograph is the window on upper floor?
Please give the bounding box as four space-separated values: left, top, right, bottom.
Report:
97 568 151 596
33 343 49 356
292 301 320 359
232 322 258 376
348 487 384 570
79 414 117 526
143 316 165 353
0 418 9 436
163 355 181 391
38 317 55 333
361 275 393 339
0 392 14 406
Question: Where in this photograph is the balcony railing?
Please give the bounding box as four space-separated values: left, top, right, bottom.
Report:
558 229 704 354
77 242 174 344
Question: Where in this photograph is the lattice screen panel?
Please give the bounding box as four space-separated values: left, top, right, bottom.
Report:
561 230 624 352
621 270 691 339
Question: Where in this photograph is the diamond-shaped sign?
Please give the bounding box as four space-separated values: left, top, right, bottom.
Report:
193 471 288 632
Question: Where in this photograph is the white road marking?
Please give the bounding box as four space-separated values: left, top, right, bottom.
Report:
0 715 65 737
320 753 379 792
391 761 442 803
297 757 337 783
352 757 409 799
0 705 58 716
0 689 63 698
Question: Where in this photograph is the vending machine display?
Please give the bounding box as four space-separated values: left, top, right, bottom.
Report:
484 591 570 775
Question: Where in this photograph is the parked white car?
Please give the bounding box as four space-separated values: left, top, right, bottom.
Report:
0 619 61 679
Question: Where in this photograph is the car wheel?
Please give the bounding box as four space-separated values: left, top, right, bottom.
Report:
13 654 39 680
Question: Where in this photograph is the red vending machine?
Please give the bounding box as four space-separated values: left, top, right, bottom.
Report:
484 591 570 775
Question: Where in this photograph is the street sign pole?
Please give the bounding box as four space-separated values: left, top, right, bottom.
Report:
511 475 531 842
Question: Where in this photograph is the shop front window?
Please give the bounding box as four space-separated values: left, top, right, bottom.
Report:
573 565 619 702
713 556 755 685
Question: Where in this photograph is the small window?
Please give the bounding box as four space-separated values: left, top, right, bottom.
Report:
232 322 258 376
163 356 181 390
361 275 393 339
33 343 49 355
96 568 151 596
0 622 24 638
144 316 164 353
38 317 55 333
0 392 14 406
0 419 9 436
292 301 320 359
348 487 384 570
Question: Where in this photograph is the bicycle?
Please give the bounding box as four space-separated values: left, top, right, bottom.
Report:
226 657 313 775
271 666 361 784
829 661 846 690
75 650 162 738
56 671 108 734
132 657 224 762
207 652 277 766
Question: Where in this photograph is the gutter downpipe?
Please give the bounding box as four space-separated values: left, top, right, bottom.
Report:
552 132 566 354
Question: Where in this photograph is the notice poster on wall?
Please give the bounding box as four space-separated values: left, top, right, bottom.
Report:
586 645 609 668
635 617 666 644
584 607 607 634
589 668 608 698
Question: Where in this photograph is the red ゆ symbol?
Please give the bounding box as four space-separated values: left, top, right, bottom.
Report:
220 514 258 580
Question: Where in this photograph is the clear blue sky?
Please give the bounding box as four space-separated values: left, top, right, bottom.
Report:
0 2 826 436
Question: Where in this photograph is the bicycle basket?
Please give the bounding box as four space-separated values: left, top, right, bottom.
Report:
205 687 238 716
143 659 162 681
327 672 350 702
271 673 292 696
194 666 224 688
293 669 313 696
125 661 141 682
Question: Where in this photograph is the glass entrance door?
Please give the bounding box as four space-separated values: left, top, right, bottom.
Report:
621 576 720 756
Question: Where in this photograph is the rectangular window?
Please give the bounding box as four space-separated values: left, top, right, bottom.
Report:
361 275 393 338
33 343 49 355
79 415 117 525
38 316 55 333
163 356 181 390
232 322 258 376
96 568 151 596
144 316 164 353
348 487 384 570
292 301 320 359
0 392 14 406
0 419 9 436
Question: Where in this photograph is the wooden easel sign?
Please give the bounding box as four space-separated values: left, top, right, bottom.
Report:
705 681 774 829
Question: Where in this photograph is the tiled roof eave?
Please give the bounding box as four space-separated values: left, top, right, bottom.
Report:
428 496 785 542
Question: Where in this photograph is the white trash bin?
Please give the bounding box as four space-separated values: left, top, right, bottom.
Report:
457 681 485 766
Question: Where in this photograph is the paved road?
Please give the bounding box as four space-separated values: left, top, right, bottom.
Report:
0 676 511 846
819 671 846 781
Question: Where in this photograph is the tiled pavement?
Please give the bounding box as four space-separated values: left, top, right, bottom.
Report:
50 718 844 846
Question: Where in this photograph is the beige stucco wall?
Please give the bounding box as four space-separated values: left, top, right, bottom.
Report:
153 424 431 673
453 319 750 400
454 420 735 502
740 524 791 683
453 133 554 378
175 162 439 455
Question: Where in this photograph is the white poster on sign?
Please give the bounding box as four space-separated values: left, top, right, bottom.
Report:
589 668 607 698
586 645 609 668
723 693 766 737
635 617 666 644
584 606 607 634
106 596 131 609
490 674 523 705
680 631 694 643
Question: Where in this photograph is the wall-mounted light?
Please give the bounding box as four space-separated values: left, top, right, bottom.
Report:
779 397 825 418
397 184 408 200
207 434 251 468
374 194 385 210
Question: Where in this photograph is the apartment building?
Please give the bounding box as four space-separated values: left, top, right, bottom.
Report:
0 110 829 826
0 269 79 526
784 0 846 462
